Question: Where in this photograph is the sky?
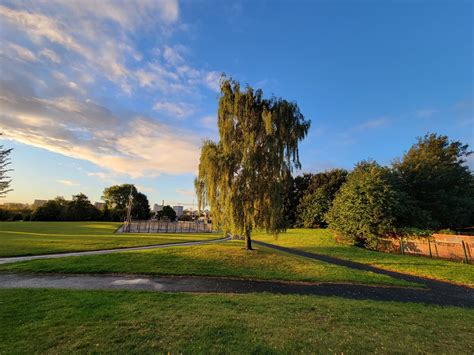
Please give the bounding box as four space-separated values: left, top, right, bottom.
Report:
0 0 472 207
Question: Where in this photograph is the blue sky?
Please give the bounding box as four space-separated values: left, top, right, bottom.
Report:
0 0 472 206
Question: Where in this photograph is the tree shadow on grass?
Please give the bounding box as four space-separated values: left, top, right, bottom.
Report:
255 240 474 308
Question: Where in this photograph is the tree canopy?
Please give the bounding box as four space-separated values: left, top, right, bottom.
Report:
196 77 310 249
392 133 474 228
325 161 403 248
102 184 151 220
0 134 13 198
296 169 348 228
156 205 177 221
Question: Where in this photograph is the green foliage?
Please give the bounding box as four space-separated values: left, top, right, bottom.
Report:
66 193 100 221
325 161 403 248
31 197 69 221
283 173 314 227
296 188 331 228
156 205 177 221
296 169 348 228
178 214 193 221
102 184 151 220
396 227 433 238
31 195 100 221
392 133 474 228
196 77 310 249
0 208 31 221
0 135 13 197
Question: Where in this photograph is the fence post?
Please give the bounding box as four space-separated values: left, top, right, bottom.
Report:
400 237 404 255
461 240 470 264
427 237 433 258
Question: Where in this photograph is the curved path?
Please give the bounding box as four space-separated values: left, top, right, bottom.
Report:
0 237 472 307
0 236 231 265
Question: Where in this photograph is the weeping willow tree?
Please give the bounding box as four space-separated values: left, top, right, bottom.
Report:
195 78 310 249
0 134 13 197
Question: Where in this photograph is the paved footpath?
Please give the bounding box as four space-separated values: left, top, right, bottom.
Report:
0 236 231 265
0 272 472 307
0 238 472 308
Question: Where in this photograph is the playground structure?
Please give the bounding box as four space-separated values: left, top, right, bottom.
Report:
118 220 215 234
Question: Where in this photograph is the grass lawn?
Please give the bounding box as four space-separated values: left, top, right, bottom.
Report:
1 289 472 353
254 229 474 287
0 240 418 287
0 222 220 257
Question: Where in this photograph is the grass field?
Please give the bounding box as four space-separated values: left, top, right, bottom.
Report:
0 222 220 257
254 229 474 287
1 289 472 353
0 240 417 287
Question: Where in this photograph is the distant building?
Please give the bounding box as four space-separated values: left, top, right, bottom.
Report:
32 200 47 209
94 202 105 210
173 205 184 217
153 204 163 212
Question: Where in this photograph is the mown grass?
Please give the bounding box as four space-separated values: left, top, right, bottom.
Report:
1 289 472 354
254 229 474 287
0 240 418 287
0 222 220 257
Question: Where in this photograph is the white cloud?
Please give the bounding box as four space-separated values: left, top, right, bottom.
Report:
8 42 37 62
39 48 61 64
355 118 387 130
0 86 201 178
200 115 217 130
204 71 222 92
57 179 80 186
163 45 185 65
153 101 194 118
0 0 221 181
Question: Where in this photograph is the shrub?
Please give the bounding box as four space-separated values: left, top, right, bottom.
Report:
296 188 331 228
325 161 403 249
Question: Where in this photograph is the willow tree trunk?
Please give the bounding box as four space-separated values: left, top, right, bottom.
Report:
245 228 253 250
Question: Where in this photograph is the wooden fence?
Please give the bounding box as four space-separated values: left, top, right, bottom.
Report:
119 220 215 234
376 234 473 263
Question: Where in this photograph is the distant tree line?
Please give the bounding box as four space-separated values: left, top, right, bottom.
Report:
286 133 474 248
0 184 152 222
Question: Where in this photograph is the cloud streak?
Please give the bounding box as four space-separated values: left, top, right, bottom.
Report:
0 1 220 179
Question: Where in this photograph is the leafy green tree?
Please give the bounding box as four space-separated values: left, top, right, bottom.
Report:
102 184 150 220
196 77 310 249
325 161 403 248
31 197 69 221
103 184 137 209
296 169 348 228
283 173 314 227
66 193 100 221
133 192 151 219
156 205 177 221
392 133 474 228
296 188 331 228
0 134 13 197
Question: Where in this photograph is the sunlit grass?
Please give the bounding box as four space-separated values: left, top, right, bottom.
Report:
0 221 220 257
1 289 472 353
0 240 417 287
254 229 474 286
